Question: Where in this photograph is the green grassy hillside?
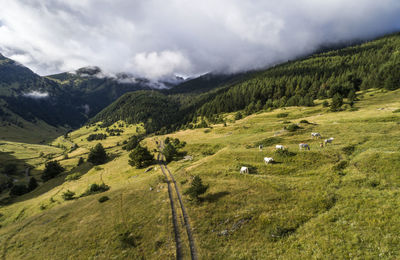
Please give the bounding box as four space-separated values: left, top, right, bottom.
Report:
1 88 400 258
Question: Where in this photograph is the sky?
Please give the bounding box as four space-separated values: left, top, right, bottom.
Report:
0 0 400 79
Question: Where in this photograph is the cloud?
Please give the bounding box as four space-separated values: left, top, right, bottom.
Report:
0 0 399 79
22 91 49 99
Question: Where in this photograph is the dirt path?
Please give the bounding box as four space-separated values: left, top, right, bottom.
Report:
163 161 198 260
157 140 198 260
157 153 183 259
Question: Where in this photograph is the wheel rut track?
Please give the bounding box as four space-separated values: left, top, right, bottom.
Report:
157 153 183 260
157 140 198 260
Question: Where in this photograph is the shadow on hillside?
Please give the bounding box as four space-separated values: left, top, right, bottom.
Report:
9 162 93 205
0 150 36 205
203 191 230 203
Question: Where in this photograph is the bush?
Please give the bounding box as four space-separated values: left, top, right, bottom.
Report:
184 175 209 201
77 157 84 166
10 184 28 196
86 133 107 141
62 190 75 200
393 109 400 113
122 135 143 151
255 137 283 147
87 143 108 165
3 163 17 175
234 112 243 120
28 177 38 191
322 101 329 107
42 161 64 181
285 124 300 132
129 145 154 168
275 148 296 157
299 120 310 124
81 183 110 197
65 173 81 181
276 113 289 118
98 196 109 203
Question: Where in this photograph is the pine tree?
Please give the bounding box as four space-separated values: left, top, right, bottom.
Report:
87 143 108 165
42 161 64 181
184 175 209 201
163 143 177 163
128 145 153 168
330 94 343 112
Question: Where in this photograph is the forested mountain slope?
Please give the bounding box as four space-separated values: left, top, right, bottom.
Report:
92 33 400 133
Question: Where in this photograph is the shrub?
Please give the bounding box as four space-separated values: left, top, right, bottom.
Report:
77 157 84 166
255 137 283 147
81 183 110 197
285 124 300 132
322 101 329 107
204 129 211 133
65 173 81 181
184 175 209 201
28 177 38 191
234 112 243 120
299 119 310 124
10 184 28 196
86 133 107 141
98 196 109 203
276 113 289 118
42 161 64 181
129 145 154 168
62 190 75 200
275 148 296 157
87 143 108 165
393 109 400 113
122 135 142 151
3 163 17 175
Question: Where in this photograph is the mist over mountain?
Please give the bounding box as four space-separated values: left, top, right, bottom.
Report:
0 1 399 79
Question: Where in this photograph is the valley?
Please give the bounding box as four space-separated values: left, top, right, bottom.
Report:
0 87 400 258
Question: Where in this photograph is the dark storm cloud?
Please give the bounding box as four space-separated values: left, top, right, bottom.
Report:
0 0 399 78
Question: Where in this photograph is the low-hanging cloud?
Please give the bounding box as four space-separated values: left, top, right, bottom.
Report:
22 91 49 99
0 0 399 79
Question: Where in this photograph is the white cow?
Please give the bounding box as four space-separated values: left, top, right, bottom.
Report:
275 145 285 150
240 166 249 174
324 137 334 145
299 143 310 150
311 132 321 138
264 157 274 164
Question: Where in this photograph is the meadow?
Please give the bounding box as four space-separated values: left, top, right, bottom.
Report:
1 88 400 259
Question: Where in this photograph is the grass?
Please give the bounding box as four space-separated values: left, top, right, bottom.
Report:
1 89 400 258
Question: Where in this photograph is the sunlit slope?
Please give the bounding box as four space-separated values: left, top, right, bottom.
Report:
1 89 400 258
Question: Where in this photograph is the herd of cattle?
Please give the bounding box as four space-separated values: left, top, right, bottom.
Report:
240 132 334 174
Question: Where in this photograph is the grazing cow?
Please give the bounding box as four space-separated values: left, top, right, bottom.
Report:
240 166 249 174
311 132 321 138
275 145 285 150
259 145 263 151
299 143 310 150
264 157 274 164
324 137 334 145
